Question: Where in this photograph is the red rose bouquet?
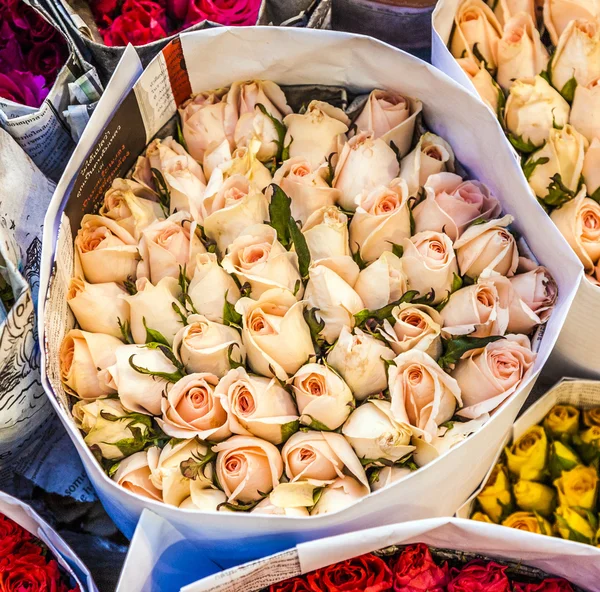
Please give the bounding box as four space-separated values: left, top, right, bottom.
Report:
0 0 68 107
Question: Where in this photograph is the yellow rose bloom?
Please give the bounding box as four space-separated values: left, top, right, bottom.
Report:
580 426 600 445
577 426 600 464
543 404 580 436
554 465 599 511
555 506 595 544
472 511 494 523
583 408 600 427
476 464 513 523
506 426 548 481
502 511 553 535
549 441 581 480
513 480 555 516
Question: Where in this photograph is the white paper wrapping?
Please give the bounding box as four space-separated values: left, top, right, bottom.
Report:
39 29 580 566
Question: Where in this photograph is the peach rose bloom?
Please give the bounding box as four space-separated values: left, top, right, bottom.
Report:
113 451 162 501
510 264 558 325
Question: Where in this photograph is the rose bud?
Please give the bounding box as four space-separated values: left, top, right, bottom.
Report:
201 174 269 255
454 215 518 279
571 78 600 142
108 344 179 416
496 13 548 91
472 512 494 523
391 543 449 591
273 159 341 224
414 173 501 241
555 506 595 543
354 89 423 157
222 224 301 299
452 334 535 418
179 482 227 512
60 330 121 400
220 140 273 191
283 100 350 169
349 179 411 262
138 211 205 284
544 0 599 44
380 303 443 358
400 133 455 197
179 90 231 161
583 137 600 196
327 326 395 400
217 367 298 445
543 404 580 436
370 466 413 492
450 0 503 70
310 477 369 516
67 278 129 339
506 425 548 480
342 400 414 462
504 76 570 148
457 56 502 115
236 288 315 380
526 126 588 202
551 19 600 93
112 451 161 501
75 214 139 284
304 257 364 343
333 132 400 212
502 511 553 535
584 407 600 427
251 496 309 517
187 253 240 323
291 363 354 430
282 431 368 487
476 464 513 522
549 441 581 480
555 465 599 511
514 480 556 516
576 426 600 464
389 350 461 441
551 188 600 271
214 435 283 503
354 251 407 311
400 231 458 304
510 264 558 325
302 206 350 262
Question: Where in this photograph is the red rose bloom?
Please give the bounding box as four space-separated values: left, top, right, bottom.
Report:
447 561 510 592
0 552 73 592
0 514 31 558
269 577 312 592
391 543 448 592
100 0 168 46
307 553 393 592
0 70 48 107
513 579 574 592
26 37 68 82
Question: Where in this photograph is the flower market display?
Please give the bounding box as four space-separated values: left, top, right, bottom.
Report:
57 77 560 517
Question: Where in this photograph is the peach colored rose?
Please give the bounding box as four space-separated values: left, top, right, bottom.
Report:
354 251 407 311
457 56 502 115
510 264 558 324
310 477 369 515
571 78 600 143
302 206 350 262
543 0 600 45
583 138 600 196
112 451 162 501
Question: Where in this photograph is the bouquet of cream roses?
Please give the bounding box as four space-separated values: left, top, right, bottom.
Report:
59 80 557 515
446 0 600 284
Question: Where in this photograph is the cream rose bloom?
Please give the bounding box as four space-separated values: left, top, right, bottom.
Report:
310 477 369 516
510 264 558 325
452 334 536 418
401 231 459 304
158 372 230 441
342 400 414 462
222 224 301 298
454 216 519 279
450 0 503 71
400 133 456 196
497 13 549 91
333 132 400 211
551 188 600 270
326 326 395 400
389 349 462 441
236 288 315 380
219 140 273 191
217 367 298 445
414 173 501 241
251 494 309 517
505 76 570 148
525 125 588 200
354 251 407 311
179 484 227 512
112 451 161 501
201 174 269 255
304 257 364 343
380 303 443 358
283 100 350 169
571 78 600 143
187 253 240 323
291 363 354 430
75 215 139 285
349 178 411 262
583 138 600 196
370 466 413 492
354 90 423 157
108 344 179 415
302 206 350 262
457 57 502 115
272 158 341 224
544 0 600 45
213 435 283 503
67 278 128 339
281 431 368 488
493 0 536 28
60 330 121 400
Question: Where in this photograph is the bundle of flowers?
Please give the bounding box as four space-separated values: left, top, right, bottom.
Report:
0 0 69 107
472 402 600 546
88 0 261 46
445 0 600 284
60 79 557 515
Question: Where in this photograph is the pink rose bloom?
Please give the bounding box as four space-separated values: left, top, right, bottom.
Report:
0 70 47 108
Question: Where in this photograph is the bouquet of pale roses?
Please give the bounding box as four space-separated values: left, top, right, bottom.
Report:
59 79 557 516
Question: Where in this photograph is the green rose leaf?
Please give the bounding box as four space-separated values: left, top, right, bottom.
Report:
268 184 292 247
438 335 504 370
